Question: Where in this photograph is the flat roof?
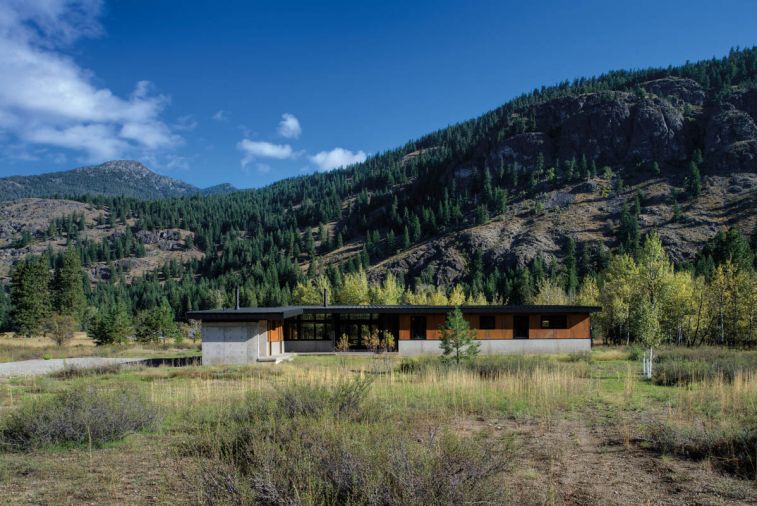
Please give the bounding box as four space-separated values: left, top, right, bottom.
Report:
187 304 601 321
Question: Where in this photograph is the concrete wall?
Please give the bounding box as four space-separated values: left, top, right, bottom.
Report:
271 340 283 355
398 338 591 356
284 340 335 353
201 321 268 365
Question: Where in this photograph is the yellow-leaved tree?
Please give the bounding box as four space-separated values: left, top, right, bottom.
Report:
336 270 370 304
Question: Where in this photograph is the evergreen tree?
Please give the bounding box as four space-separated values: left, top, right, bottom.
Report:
10 256 51 337
514 267 533 304
135 301 179 342
90 302 133 345
564 238 579 296
616 202 640 254
688 161 702 196
0 287 10 331
439 308 479 364
53 248 87 322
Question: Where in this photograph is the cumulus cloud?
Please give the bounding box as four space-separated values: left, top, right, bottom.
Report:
212 109 228 122
277 113 301 139
237 139 294 167
0 0 178 161
310 147 367 171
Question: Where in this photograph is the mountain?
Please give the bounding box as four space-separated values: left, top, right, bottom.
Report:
0 48 755 314
0 160 237 201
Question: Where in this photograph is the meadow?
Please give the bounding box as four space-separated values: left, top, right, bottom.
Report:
0 347 755 505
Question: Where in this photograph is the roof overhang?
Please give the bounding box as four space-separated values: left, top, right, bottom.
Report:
187 305 601 322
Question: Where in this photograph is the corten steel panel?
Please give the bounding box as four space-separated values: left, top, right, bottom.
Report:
528 313 591 339
398 312 592 341
398 315 411 340
267 321 283 342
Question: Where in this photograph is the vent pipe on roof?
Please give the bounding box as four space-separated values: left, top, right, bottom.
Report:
323 288 328 307
235 286 240 310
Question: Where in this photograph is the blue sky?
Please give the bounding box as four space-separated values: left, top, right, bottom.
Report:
0 1 755 189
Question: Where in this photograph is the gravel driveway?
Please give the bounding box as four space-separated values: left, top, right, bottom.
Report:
0 357 146 377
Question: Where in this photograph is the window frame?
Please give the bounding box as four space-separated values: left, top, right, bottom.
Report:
540 314 568 329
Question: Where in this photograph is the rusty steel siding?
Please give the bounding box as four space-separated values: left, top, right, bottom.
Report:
267 321 283 342
399 312 590 340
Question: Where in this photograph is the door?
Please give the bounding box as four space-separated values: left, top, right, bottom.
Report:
514 315 529 339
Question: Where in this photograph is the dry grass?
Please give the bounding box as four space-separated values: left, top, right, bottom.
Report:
0 331 200 363
0 349 755 504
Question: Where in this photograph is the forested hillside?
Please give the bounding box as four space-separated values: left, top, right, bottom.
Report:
0 48 755 346
0 160 237 201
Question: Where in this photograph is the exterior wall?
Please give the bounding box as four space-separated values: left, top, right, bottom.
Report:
202 321 268 365
398 338 591 356
398 312 591 341
284 340 335 353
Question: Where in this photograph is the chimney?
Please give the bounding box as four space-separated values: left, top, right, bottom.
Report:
235 286 240 310
323 288 328 307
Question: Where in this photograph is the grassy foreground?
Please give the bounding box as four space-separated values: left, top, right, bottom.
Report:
0 347 755 505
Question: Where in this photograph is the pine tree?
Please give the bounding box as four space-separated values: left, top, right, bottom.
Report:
90 302 133 345
439 308 479 364
564 238 579 296
10 256 51 337
514 267 533 304
53 248 87 322
688 161 702 196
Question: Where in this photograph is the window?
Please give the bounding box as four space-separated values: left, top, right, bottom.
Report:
410 317 427 340
540 315 568 329
479 315 496 330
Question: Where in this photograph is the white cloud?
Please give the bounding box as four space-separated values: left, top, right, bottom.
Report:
212 109 228 121
237 139 294 167
0 1 178 161
173 114 197 131
277 113 301 139
310 147 367 171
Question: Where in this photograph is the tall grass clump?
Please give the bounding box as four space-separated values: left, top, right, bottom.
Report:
652 349 757 386
397 355 562 379
0 386 160 451
644 421 757 480
181 376 511 505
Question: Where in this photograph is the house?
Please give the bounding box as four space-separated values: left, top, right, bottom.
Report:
186 304 600 365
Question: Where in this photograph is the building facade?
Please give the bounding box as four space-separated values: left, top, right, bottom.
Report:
187 305 600 365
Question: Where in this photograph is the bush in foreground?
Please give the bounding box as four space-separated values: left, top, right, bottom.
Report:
645 422 756 479
652 350 757 386
181 376 511 504
0 386 160 451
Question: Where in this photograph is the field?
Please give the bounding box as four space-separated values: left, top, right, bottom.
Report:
0 332 200 363
0 347 755 505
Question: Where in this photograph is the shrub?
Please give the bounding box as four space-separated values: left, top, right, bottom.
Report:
0 386 160 451
49 363 123 380
652 359 712 386
464 355 556 379
44 313 77 347
397 357 425 375
182 399 510 505
652 349 757 386
644 422 757 479
276 375 373 419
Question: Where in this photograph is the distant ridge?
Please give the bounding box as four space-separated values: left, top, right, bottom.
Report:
0 160 237 201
